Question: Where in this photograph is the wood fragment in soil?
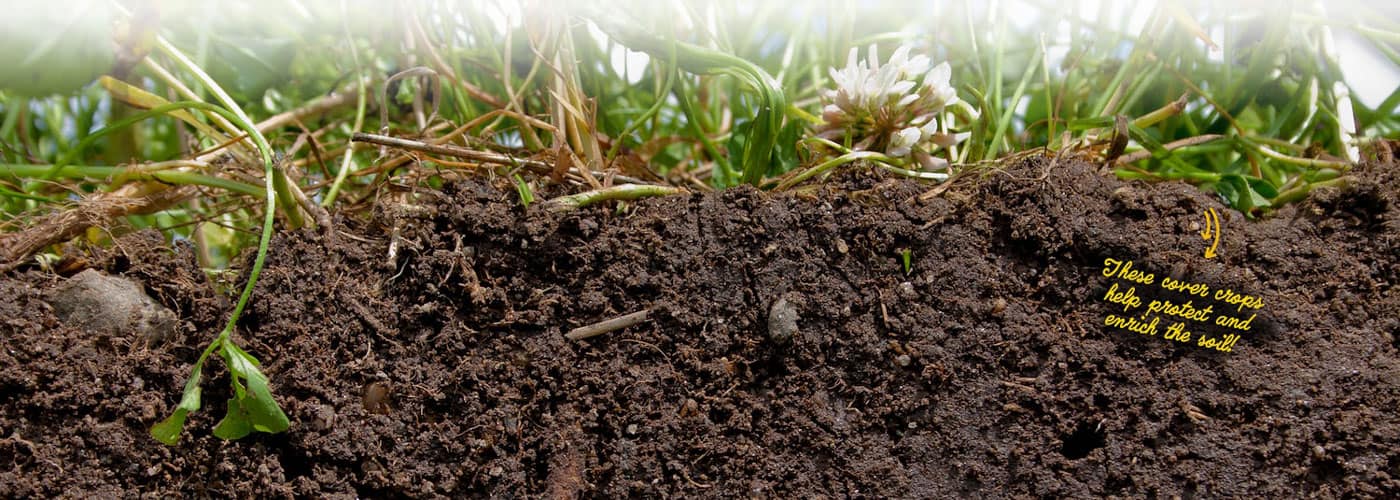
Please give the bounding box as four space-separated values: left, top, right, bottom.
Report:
565 309 650 341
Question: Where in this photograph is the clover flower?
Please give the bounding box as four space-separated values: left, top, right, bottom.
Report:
819 44 968 168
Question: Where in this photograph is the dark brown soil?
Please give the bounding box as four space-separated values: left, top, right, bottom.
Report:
2 156 1397 498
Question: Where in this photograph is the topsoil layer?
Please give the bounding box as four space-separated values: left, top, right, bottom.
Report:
1 156 1397 498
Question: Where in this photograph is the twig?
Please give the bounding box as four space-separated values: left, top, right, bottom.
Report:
565 309 651 341
541 184 687 213
258 86 360 133
1115 134 1225 166
352 133 652 187
353 132 553 171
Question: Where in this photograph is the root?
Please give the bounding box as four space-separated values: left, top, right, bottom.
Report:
0 185 194 273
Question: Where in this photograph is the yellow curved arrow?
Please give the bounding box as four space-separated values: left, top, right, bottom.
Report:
1201 208 1221 259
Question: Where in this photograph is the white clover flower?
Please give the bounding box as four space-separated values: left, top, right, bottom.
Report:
818 44 967 163
888 127 922 157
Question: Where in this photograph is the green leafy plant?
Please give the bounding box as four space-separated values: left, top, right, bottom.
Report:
133 34 292 446
899 248 913 275
595 17 788 186
152 340 288 444
514 174 535 207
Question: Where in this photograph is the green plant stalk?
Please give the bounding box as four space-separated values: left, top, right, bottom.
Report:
991 10 1005 109
1116 62 1163 117
323 73 369 207
139 57 245 151
775 151 886 191
500 14 543 151
541 184 686 212
154 35 305 229
0 185 59 203
0 95 23 163
1 163 262 197
1273 176 1347 205
1039 34 1056 145
144 96 288 444
513 174 535 207
675 75 733 183
1133 93 1188 129
607 60 677 162
1238 137 1351 170
44 101 240 179
984 50 1041 161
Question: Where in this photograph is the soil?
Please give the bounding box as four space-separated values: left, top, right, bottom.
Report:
2 156 1397 498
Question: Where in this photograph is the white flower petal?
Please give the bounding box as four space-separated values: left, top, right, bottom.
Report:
889 80 916 96
889 45 911 68
926 62 951 87
904 55 931 76
888 126 922 157
915 151 949 171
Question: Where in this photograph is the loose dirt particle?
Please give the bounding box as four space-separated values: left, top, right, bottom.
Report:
767 297 800 344
362 381 392 414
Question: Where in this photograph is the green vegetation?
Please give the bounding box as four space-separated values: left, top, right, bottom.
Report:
0 1 1395 443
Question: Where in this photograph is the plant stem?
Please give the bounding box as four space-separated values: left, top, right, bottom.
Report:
541 184 687 212
1 163 262 197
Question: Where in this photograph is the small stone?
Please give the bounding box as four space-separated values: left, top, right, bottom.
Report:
626 424 638 435
362 382 392 414
897 282 917 300
310 404 336 431
835 238 849 254
907 421 918 430
990 298 1008 315
896 354 912 367
46 269 177 347
767 297 801 344
1312 445 1326 460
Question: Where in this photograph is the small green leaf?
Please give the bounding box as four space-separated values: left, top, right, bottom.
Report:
513 174 534 207
726 117 752 173
150 357 207 446
1246 177 1279 199
772 119 804 174
214 342 290 440
243 369 290 434
151 408 189 446
1214 177 1242 208
212 397 254 440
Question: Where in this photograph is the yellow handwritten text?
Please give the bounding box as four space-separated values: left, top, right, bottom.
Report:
1215 288 1265 312
1102 258 1155 285
1103 283 1142 312
1105 314 1160 336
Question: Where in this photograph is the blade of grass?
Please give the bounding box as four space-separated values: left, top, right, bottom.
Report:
984 47 1041 161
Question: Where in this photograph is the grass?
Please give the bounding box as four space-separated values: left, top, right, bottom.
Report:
0 0 1396 443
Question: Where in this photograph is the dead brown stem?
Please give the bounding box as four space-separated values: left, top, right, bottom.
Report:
565 309 651 341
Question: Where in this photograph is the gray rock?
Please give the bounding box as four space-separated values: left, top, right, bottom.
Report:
767 297 800 344
46 269 177 347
